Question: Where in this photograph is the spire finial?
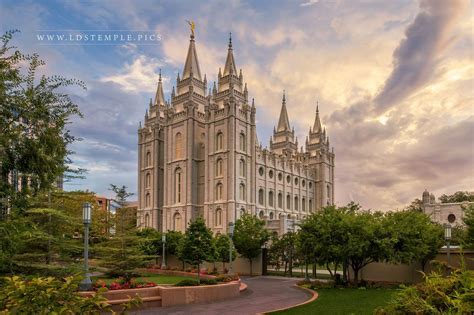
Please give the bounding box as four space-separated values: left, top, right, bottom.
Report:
159 69 162 82
316 100 319 113
283 90 286 103
186 20 195 39
229 32 232 48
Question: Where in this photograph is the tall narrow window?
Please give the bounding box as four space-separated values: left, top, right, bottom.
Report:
294 196 299 211
146 151 152 166
145 192 151 207
239 132 246 152
259 211 264 219
215 208 222 226
173 213 181 231
278 193 283 208
302 198 306 211
258 189 264 205
269 191 274 207
287 194 291 210
240 183 246 201
327 184 331 200
216 158 223 176
240 159 246 177
216 183 223 200
175 132 183 159
174 168 182 204
269 212 274 220
145 213 150 227
309 199 313 212
145 173 151 188
216 132 223 151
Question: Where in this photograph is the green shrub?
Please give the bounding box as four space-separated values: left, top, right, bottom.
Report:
375 266 474 314
200 278 217 285
0 276 111 314
215 274 240 283
175 279 200 286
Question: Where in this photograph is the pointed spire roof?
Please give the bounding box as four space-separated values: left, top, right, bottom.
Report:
277 90 291 132
223 32 237 76
182 33 202 80
313 102 322 133
154 69 166 106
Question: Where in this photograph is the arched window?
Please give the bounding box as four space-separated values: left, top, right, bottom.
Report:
239 183 246 201
145 173 151 188
146 151 152 166
294 196 299 211
240 208 246 217
216 158 223 176
259 211 264 219
269 191 274 207
287 194 291 210
145 213 150 227
239 132 246 152
240 159 246 177
327 184 331 200
258 189 264 205
174 168 182 204
175 132 183 159
145 192 151 207
278 193 283 208
173 213 181 231
309 199 313 212
302 198 306 211
215 208 222 226
287 214 291 219
269 212 274 220
216 183 223 200
216 132 223 151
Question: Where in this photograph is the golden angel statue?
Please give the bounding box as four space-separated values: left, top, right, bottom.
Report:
186 20 195 36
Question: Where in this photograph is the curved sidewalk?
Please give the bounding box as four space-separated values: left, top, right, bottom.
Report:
138 276 312 315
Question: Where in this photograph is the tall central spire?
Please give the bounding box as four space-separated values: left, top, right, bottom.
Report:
182 32 202 80
313 103 322 133
277 90 291 132
223 32 237 76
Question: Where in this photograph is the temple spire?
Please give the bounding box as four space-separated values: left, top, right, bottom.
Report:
154 69 166 106
313 102 322 133
182 29 202 80
276 90 291 132
223 32 237 76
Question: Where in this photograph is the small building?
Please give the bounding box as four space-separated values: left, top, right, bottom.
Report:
422 189 473 226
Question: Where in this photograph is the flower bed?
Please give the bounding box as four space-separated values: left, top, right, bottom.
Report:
93 278 157 291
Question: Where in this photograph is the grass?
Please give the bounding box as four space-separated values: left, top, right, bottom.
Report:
92 273 196 285
270 287 396 315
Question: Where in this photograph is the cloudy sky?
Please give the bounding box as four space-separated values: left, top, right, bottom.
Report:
1 0 472 210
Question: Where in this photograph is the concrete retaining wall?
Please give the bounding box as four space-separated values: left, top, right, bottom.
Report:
159 281 241 307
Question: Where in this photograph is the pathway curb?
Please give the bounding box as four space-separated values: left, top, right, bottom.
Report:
257 285 319 314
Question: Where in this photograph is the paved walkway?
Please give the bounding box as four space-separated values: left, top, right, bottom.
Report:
137 276 312 315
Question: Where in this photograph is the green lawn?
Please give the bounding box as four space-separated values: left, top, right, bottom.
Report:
93 273 196 285
271 287 396 315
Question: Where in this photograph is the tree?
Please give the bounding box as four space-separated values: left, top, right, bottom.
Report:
269 232 299 276
384 210 444 271
405 198 423 212
165 230 185 269
233 213 269 275
0 30 85 215
463 204 474 249
439 191 474 203
214 234 236 271
97 185 151 278
137 228 162 264
178 217 215 284
345 211 391 284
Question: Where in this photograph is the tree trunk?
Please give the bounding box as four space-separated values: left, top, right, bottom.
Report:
326 262 334 278
353 267 359 284
284 260 288 276
312 262 317 278
289 248 293 277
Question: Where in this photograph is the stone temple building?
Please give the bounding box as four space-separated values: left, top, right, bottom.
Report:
137 31 335 234
422 189 473 227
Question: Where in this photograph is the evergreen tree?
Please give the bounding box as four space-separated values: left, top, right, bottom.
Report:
214 234 236 271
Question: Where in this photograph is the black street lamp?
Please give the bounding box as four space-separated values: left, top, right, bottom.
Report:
228 222 234 274
79 202 92 291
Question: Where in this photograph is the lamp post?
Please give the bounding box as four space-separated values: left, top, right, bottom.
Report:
228 222 234 274
161 233 167 269
79 202 92 291
444 223 452 271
